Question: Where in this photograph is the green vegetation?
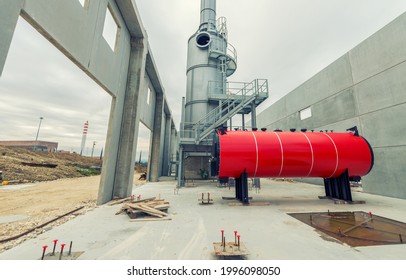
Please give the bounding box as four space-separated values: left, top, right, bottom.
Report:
76 167 101 176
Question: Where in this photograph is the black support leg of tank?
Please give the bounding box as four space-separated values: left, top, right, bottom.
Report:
235 177 241 200
240 170 249 204
234 170 249 204
323 169 353 202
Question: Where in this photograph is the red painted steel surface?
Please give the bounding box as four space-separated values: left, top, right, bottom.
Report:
218 130 373 179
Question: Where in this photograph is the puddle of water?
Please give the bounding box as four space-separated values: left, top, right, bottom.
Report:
289 211 406 247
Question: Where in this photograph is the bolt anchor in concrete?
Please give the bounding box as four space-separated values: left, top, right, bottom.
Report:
68 241 73 256
59 244 66 260
41 245 48 260
51 239 58 256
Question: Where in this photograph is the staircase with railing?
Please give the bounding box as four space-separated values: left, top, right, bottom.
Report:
181 79 268 144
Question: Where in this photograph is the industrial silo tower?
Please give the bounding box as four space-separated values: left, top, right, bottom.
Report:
178 0 268 186
184 0 237 127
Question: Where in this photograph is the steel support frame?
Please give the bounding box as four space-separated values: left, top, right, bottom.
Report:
235 169 249 204
323 169 353 201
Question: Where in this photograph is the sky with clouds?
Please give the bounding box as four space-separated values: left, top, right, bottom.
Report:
0 0 405 159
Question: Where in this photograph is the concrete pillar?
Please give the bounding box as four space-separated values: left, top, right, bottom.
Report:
242 114 245 130
97 37 147 204
177 145 185 186
178 97 186 186
149 92 164 182
170 124 177 176
251 102 257 128
0 0 23 76
161 114 172 176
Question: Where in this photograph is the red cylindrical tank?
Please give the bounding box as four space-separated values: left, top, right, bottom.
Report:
218 130 374 179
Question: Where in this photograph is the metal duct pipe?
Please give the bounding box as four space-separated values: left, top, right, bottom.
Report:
215 130 374 179
200 0 216 31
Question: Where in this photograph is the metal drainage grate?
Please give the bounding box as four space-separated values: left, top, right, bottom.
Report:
289 211 406 247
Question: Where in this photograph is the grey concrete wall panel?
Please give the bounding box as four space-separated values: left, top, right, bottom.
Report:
0 0 24 76
256 98 287 129
360 103 406 148
363 147 406 199
314 117 361 134
349 12 406 83
285 54 353 116
354 61 406 115
310 89 357 128
22 0 130 96
139 75 156 130
256 12 406 199
115 0 145 38
265 118 289 132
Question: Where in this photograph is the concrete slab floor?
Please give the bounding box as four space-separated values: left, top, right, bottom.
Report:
1 178 406 260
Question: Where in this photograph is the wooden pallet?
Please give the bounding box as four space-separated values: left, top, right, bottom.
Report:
115 197 170 220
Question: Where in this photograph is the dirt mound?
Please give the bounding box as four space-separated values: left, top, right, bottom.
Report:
0 145 102 184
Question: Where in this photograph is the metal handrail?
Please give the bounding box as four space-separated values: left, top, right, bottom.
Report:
216 17 228 39
194 79 267 143
179 79 269 144
208 37 237 65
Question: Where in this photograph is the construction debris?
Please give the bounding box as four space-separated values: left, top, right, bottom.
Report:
115 197 170 221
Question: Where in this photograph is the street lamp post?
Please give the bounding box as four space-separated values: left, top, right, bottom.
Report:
35 117 44 141
91 141 96 157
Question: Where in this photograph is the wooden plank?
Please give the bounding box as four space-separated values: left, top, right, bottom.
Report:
153 204 170 211
128 204 167 218
129 216 172 222
130 197 157 204
108 197 131 206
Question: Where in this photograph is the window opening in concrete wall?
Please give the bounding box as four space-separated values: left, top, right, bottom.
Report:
135 122 151 178
78 0 87 8
147 87 151 105
102 5 119 51
300 107 312 120
0 16 112 155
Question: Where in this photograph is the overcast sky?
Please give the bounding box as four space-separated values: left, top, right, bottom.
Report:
0 0 405 158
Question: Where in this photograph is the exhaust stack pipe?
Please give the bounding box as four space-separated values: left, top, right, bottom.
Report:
199 0 216 31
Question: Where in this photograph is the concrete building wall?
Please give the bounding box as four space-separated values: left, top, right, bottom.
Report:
256 12 406 199
184 156 210 180
0 0 177 203
139 75 157 130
